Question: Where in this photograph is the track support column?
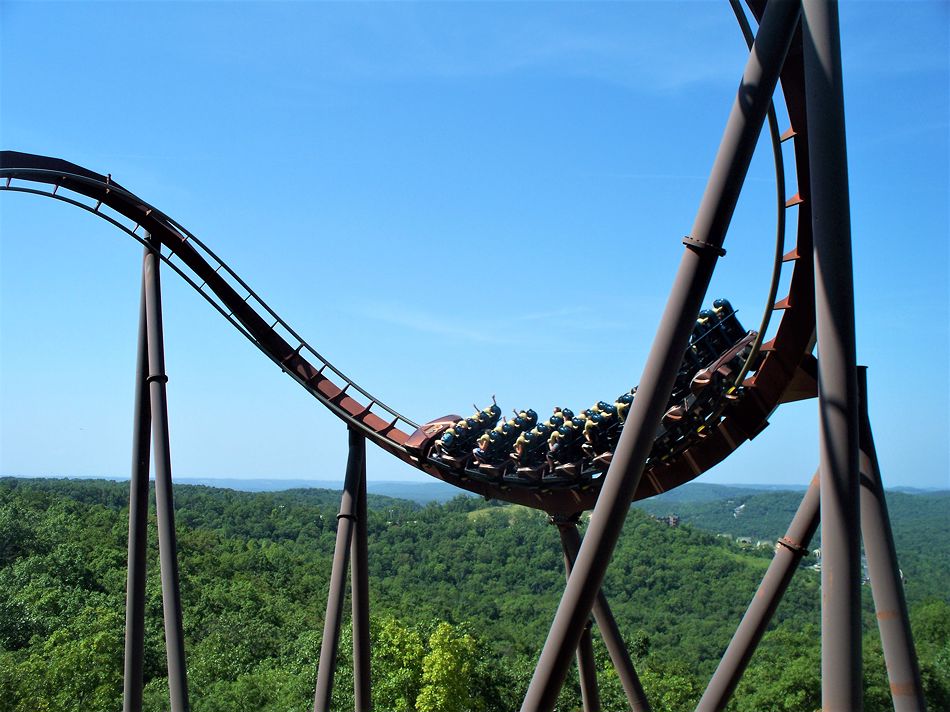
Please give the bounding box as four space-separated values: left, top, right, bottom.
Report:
696 472 821 712
802 2 862 709
123 273 152 712
314 428 365 712
143 234 191 712
351 446 372 711
552 517 601 712
575 621 600 712
857 368 925 711
554 517 651 712
521 3 801 708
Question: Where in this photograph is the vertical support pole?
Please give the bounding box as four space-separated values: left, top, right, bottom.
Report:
574 622 601 712
143 233 190 712
351 441 372 711
123 270 151 712
555 517 651 712
314 427 364 712
857 368 925 711
521 3 801 708
802 3 862 710
554 517 601 712
696 472 821 712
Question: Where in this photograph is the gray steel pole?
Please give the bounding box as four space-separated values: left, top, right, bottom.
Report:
313 428 363 712
143 235 190 712
696 472 821 712
556 519 651 712
802 3 862 709
857 368 926 711
123 270 151 712
521 3 801 708
351 441 372 711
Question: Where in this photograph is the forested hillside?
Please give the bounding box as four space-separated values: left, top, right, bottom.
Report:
1 477 947 711
634 485 950 604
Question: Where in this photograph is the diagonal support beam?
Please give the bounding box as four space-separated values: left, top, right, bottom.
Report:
554 517 651 712
521 3 802 708
553 517 601 712
857 368 926 711
696 471 820 712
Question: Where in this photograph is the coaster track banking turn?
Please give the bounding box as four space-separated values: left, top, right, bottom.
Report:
0 3 817 516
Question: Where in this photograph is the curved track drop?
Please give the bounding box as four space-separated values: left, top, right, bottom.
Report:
2 3 929 712
0 43 815 513
0 15 820 520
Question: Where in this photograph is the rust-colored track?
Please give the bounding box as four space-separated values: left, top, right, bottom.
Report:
620 2 818 511
0 5 816 514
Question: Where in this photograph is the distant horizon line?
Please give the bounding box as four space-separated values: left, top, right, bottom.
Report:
2 473 946 494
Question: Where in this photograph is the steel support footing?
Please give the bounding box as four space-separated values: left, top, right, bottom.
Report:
520 2 801 708
695 472 821 712
314 428 367 712
802 2 863 709
123 267 152 712
858 368 926 711
142 235 191 712
554 517 652 712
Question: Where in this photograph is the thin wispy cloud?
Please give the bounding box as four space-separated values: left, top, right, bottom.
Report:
511 306 590 323
228 3 748 94
353 303 505 344
352 301 626 345
512 306 626 332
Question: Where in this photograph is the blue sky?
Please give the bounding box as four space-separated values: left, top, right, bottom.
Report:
1 1 947 489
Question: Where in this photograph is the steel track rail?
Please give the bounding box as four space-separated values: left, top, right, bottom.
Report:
0 8 817 512
0 156 418 457
415 0 819 513
624 0 819 505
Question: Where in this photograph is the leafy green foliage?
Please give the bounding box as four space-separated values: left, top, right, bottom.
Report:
371 618 425 712
635 486 950 602
416 622 480 712
1 477 946 711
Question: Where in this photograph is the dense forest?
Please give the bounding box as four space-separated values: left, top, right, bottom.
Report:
634 485 950 605
1 477 947 711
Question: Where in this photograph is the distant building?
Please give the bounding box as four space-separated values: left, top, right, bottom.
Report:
649 513 680 528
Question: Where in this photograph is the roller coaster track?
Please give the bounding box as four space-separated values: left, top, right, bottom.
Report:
5 5 928 712
0 2 817 517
